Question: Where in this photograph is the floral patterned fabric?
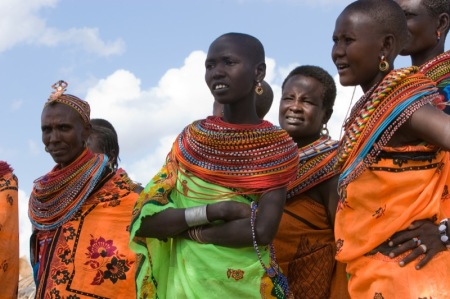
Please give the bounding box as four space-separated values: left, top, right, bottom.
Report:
31 169 138 299
0 168 19 299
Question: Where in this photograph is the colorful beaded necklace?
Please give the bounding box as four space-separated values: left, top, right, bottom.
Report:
172 116 299 194
336 67 439 194
336 67 420 168
250 202 290 298
287 135 338 199
419 50 450 83
29 149 108 230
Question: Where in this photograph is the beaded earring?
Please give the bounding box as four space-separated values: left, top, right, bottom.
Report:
379 55 389 72
437 31 441 43
255 82 264 95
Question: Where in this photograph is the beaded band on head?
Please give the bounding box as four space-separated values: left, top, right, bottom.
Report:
46 80 90 124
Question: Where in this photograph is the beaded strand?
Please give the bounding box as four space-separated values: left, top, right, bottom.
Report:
29 149 108 230
172 116 299 194
250 202 290 298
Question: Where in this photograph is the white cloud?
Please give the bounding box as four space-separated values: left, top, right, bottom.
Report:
86 51 213 183
328 75 363 140
18 189 31 259
0 0 124 56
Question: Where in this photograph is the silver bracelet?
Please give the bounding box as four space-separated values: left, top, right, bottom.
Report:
438 218 450 247
185 205 209 227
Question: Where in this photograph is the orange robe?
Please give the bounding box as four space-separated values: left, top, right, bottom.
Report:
335 67 450 298
273 137 349 299
335 145 450 298
0 167 19 299
31 169 138 298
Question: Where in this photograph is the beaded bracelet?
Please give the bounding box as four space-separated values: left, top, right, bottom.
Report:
185 205 209 227
438 219 450 248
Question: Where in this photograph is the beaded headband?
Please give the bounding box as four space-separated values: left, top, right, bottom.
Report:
46 80 90 124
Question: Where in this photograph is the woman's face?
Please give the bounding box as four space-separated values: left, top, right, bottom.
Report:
332 10 385 92
205 36 258 105
396 0 438 56
279 75 330 147
41 103 89 168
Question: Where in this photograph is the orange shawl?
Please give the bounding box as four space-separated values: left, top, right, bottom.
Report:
335 67 450 297
31 170 138 298
0 164 19 299
274 140 349 299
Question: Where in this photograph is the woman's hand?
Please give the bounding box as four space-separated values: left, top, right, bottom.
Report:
388 219 447 269
208 201 251 222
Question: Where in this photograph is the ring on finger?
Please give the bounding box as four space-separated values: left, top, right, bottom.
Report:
412 237 421 246
419 244 427 254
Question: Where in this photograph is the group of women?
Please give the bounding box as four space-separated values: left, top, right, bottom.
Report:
2 0 450 298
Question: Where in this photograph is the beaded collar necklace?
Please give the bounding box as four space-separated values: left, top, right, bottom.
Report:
172 116 299 193
419 50 450 82
298 135 337 162
287 136 338 199
336 67 439 195
29 149 108 230
335 67 418 169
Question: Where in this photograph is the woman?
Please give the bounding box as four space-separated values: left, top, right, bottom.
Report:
332 0 450 297
273 65 349 299
129 33 299 299
0 161 19 298
87 118 143 193
378 0 450 271
396 0 450 113
29 81 138 298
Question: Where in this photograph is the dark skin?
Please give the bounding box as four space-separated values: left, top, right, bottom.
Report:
41 103 91 168
212 80 274 119
333 8 450 270
137 34 287 247
396 0 449 66
278 74 338 226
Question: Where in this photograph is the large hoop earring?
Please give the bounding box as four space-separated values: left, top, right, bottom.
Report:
379 55 389 72
255 82 264 95
321 123 329 137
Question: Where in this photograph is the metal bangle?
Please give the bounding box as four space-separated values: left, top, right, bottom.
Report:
185 205 209 227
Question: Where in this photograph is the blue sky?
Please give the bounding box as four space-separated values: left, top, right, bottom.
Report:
2 0 442 259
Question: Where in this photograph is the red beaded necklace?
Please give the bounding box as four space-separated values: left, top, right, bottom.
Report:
29 149 108 230
172 116 299 194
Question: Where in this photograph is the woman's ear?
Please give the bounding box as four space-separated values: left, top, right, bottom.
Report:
255 62 266 83
437 12 450 37
382 33 396 60
323 108 333 124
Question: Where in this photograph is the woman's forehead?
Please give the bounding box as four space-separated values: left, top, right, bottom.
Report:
42 103 83 123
